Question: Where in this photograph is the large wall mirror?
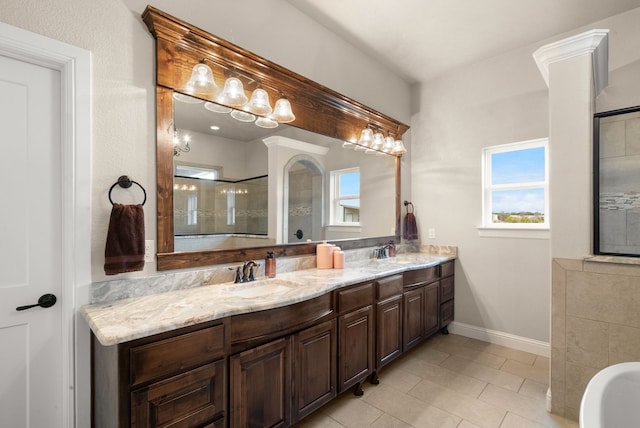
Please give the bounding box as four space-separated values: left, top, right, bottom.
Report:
143 7 409 270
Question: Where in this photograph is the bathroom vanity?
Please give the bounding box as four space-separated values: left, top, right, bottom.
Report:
86 256 454 427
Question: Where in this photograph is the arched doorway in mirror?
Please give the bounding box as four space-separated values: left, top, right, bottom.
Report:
283 155 324 244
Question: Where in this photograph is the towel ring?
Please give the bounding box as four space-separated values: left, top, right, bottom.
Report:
404 200 414 213
108 175 147 206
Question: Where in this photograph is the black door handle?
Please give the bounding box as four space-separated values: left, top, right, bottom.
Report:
16 294 57 311
293 229 304 239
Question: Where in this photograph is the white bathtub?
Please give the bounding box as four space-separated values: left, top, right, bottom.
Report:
580 362 640 428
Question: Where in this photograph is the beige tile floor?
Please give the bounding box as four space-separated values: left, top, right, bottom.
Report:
295 333 578 428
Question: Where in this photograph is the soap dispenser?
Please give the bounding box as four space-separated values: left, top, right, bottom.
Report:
265 251 276 278
388 240 396 257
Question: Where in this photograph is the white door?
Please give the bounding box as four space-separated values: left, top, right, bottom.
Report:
0 54 64 427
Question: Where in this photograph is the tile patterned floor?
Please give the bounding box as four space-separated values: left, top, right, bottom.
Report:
295 334 578 428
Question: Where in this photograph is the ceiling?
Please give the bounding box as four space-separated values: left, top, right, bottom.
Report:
287 0 640 84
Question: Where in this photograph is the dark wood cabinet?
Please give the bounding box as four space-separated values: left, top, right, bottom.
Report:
338 305 374 394
403 287 424 350
92 261 455 427
439 261 455 331
402 262 455 350
293 319 337 422
376 295 403 368
230 337 291 428
337 282 375 394
424 281 440 337
92 321 227 428
375 274 403 370
131 361 225 428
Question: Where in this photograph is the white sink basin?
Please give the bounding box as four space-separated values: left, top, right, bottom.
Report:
580 362 640 428
222 279 301 298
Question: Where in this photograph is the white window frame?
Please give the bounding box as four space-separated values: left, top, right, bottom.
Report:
480 138 549 237
329 167 361 226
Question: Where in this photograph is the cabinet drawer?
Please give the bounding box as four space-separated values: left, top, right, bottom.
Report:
441 276 454 303
376 274 403 300
131 324 225 387
131 360 225 427
440 299 454 326
230 293 332 348
337 282 374 313
404 266 438 287
441 260 455 278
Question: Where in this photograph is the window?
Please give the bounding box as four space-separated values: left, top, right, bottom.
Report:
330 167 360 225
482 138 548 229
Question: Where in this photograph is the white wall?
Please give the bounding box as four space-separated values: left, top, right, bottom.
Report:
0 0 411 425
411 7 640 343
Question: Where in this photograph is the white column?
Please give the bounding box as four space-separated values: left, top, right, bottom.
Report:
533 29 609 259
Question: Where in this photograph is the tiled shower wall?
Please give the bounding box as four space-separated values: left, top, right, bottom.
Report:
599 111 640 254
551 257 640 420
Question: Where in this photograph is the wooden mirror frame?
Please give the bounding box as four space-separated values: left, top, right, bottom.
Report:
143 6 410 271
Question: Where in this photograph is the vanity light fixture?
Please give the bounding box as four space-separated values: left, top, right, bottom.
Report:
366 131 384 154
172 125 191 157
186 60 296 126
271 97 296 123
185 60 219 97
347 126 407 156
383 136 395 153
354 127 372 151
392 138 407 154
218 77 249 107
246 88 273 116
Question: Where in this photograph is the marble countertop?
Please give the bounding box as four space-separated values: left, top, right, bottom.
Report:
82 253 453 346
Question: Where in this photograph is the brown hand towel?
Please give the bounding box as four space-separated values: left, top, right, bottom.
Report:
104 203 145 275
403 203 418 241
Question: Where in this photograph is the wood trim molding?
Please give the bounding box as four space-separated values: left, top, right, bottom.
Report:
143 6 408 271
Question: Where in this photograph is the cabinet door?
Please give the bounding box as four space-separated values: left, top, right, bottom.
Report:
338 305 374 392
230 338 291 428
424 281 440 337
293 319 337 422
131 361 225 428
403 287 423 351
441 299 455 327
376 295 402 369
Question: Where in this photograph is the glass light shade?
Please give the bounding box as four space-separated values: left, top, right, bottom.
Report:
272 98 295 123
173 93 203 104
204 101 232 114
246 89 273 115
358 128 373 146
230 109 256 122
371 132 384 149
392 139 407 154
186 63 219 96
383 136 395 152
255 116 279 128
219 77 248 107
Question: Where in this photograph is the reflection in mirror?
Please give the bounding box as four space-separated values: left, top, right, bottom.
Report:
172 93 397 252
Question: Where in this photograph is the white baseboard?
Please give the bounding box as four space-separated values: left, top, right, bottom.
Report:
448 321 550 357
